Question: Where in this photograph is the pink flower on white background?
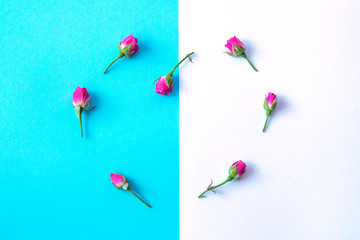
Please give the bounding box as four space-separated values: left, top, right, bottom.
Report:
229 160 247 180
110 172 151 208
225 36 245 56
263 92 278 132
198 160 247 198
104 34 139 74
225 35 258 72
153 52 194 95
265 92 277 110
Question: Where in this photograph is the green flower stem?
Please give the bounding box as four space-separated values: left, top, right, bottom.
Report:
168 52 194 76
103 55 122 74
263 111 271 132
242 53 258 72
198 176 233 198
128 188 151 208
79 107 83 138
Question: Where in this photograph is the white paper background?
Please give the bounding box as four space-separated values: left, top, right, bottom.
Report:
179 0 360 239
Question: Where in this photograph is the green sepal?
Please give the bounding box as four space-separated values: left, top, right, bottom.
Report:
229 165 238 179
266 109 271 116
122 183 129 190
226 52 236 57
165 75 173 87
118 51 125 59
120 44 132 58
269 98 278 111
234 46 245 57
83 98 90 110
153 77 161 84
263 98 270 110
74 106 83 120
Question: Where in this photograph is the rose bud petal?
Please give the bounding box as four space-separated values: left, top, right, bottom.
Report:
229 160 247 180
72 87 90 108
110 173 127 189
156 75 173 95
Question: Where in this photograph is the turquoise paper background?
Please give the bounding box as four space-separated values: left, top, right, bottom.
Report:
0 0 179 239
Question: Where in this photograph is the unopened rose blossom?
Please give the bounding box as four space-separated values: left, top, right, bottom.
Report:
263 92 278 132
110 172 151 208
198 160 247 198
153 52 194 95
72 87 94 138
104 34 139 73
225 36 258 72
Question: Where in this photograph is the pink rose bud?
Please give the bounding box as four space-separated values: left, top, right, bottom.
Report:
72 87 94 138
225 36 245 57
119 34 139 58
225 35 258 72
110 173 128 189
153 52 194 96
103 34 139 74
263 92 278 132
229 160 247 180
156 75 173 95
110 172 151 208
72 87 90 108
198 160 247 198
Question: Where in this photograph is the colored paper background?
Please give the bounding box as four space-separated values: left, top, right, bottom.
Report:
0 0 179 239
179 0 360 239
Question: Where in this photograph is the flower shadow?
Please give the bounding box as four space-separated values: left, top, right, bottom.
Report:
241 39 257 59
83 93 99 139
270 94 290 117
125 175 152 208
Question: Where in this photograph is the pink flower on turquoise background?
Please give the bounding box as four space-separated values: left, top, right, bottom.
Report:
153 52 194 95
110 173 127 189
110 172 151 208
72 87 94 138
104 34 139 74
119 34 139 56
198 160 247 198
225 35 258 72
263 92 278 132
72 87 89 108
156 76 173 95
